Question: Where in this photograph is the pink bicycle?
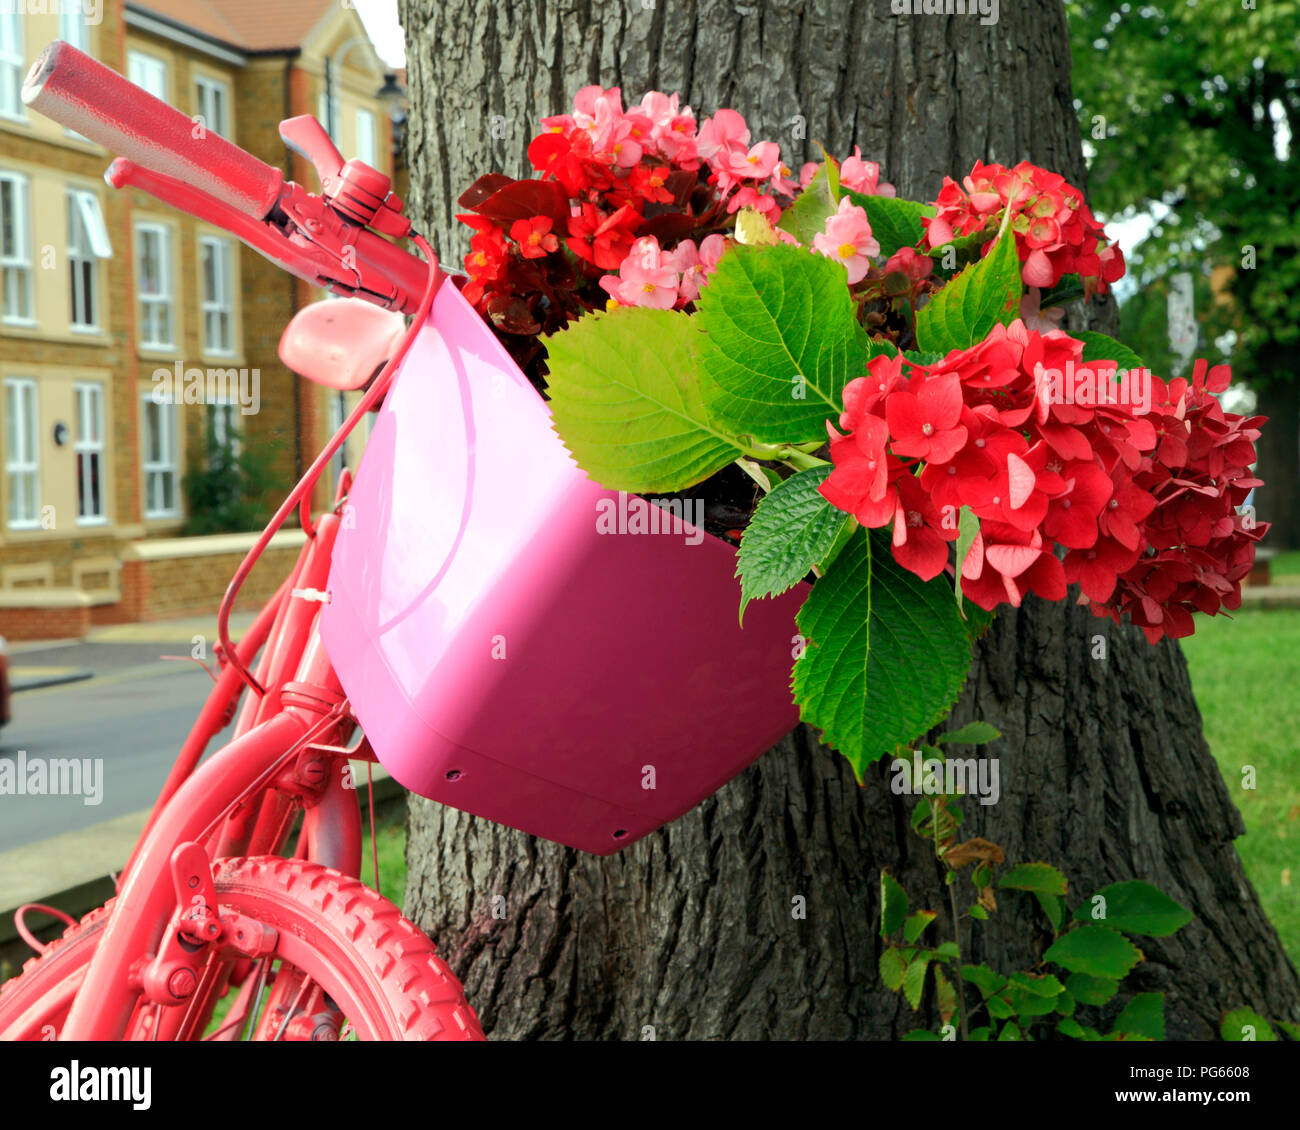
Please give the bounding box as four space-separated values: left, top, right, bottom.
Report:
0 42 804 1041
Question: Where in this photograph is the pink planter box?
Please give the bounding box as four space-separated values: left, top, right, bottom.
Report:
321 282 804 854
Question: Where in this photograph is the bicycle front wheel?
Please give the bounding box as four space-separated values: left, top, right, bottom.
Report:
0 857 483 1041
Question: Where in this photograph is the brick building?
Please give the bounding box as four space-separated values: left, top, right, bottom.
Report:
0 0 403 638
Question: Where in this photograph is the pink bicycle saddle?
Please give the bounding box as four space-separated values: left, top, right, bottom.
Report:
279 298 406 390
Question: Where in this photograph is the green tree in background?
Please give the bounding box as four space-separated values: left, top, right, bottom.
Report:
1067 0 1300 546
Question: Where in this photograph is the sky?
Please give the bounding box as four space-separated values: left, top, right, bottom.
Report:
354 0 406 68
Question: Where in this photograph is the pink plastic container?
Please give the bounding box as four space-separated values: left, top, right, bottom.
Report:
321 282 805 854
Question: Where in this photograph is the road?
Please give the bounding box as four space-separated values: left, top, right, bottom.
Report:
0 638 239 854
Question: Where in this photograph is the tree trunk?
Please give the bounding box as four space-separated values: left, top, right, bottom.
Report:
396 0 1300 1039
1254 367 1300 551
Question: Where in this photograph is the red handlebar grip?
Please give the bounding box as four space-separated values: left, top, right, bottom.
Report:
23 40 283 221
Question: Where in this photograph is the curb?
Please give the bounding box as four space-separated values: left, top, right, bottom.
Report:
0 768 405 973
10 669 95 693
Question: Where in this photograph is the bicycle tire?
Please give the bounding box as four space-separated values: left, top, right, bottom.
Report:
0 857 483 1041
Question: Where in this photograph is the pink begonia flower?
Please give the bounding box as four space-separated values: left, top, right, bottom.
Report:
799 162 819 189
839 147 896 197
675 234 728 301
696 108 750 162
725 185 781 221
599 236 679 309
636 92 698 165
811 197 880 284
885 246 933 282
770 161 799 197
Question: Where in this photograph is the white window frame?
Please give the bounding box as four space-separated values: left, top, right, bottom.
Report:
4 377 39 530
0 171 34 325
141 394 180 519
136 222 174 349
199 235 235 355
194 74 229 139
68 189 112 330
74 381 106 524
0 12 24 122
355 108 377 166
127 51 168 101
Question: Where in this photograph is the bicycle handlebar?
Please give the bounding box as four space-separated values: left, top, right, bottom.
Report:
24 40 284 221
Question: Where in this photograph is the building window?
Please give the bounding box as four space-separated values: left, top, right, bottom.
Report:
200 235 234 354
194 75 229 139
209 400 241 459
0 12 23 121
136 222 174 349
141 395 179 518
74 382 105 523
68 189 112 330
0 171 33 324
356 108 376 166
127 51 168 101
4 378 38 529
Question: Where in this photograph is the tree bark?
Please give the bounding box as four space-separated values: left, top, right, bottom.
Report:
1254 368 1300 551
396 0 1300 1039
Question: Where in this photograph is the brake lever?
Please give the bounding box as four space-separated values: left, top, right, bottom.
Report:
107 153 427 313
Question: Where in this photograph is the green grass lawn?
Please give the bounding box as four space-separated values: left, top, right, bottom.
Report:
1271 549 1300 582
1181 609 1300 966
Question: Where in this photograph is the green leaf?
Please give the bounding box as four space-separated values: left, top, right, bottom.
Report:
986 995 1016 1020
880 871 909 938
736 466 847 621
1220 1008 1276 1042
969 904 989 921
778 158 840 246
997 1021 1021 1041
926 225 994 279
934 966 958 1022
903 910 937 944
938 721 1000 746
1073 881 1193 937
1056 990 1076 1016
843 190 934 261
904 954 931 1009
998 863 1068 898
879 947 906 991
1009 972 1065 998
544 307 744 492
1278 1020 1300 1041
968 1026 992 1042
1057 1017 1087 1040
1044 925 1143 979
1073 331 1147 376
1113 992 1166 1041
961 963 1002 996
1066 972 1120 1006
1034 892 1065 932
953 506 980 616
915 230 1021 354
792 530 975 778
933 942 961 961
695 243 867 443
902 1028 942 1041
